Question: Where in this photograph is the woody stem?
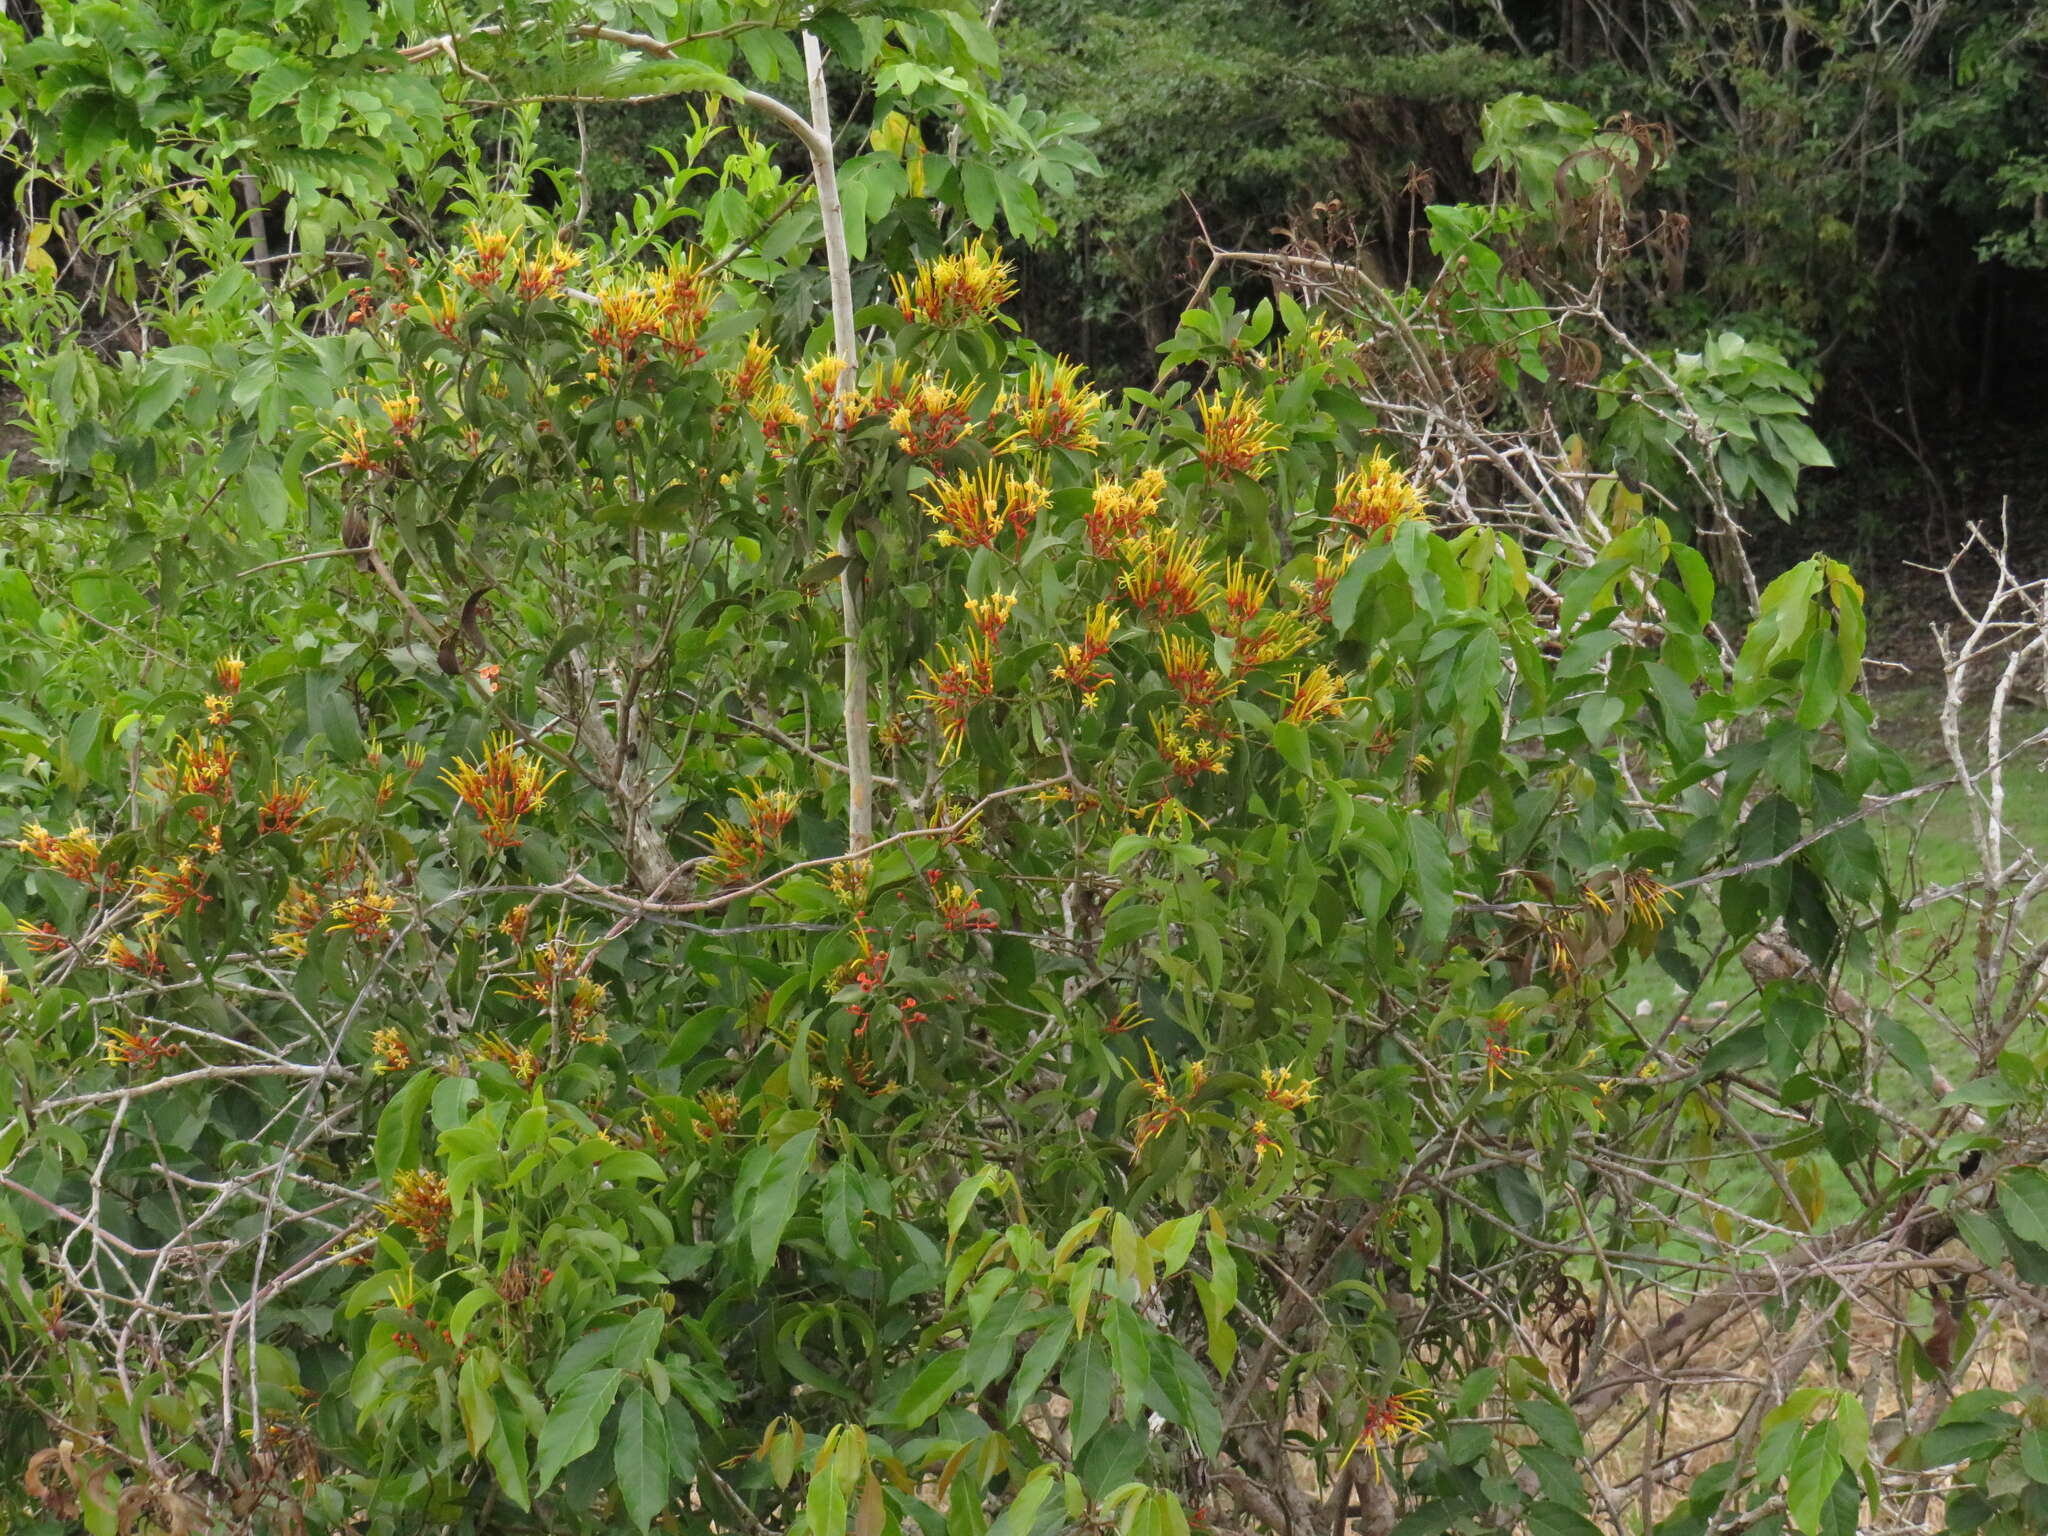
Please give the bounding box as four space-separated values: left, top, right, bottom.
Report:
801 30 874 854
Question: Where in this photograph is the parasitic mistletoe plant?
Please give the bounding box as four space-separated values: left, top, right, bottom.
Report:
4 8 2045 1536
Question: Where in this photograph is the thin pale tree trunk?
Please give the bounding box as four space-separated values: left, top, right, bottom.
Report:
801 30 875 853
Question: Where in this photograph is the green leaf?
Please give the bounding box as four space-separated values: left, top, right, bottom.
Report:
1491 1165 1545 1229
449 1285 495 1346
745 1128 818 1281
1521 1504 1602 1536
1151 1213 1202 1276
1008 1314 1073 1420
947 1165 1003 1244
662 1394 701 1483
960 162 998 231
1784 1427 1841 1535
890 1350 965 1429
2018 1428 2048 1484
987 1466 1056 1536
1831 1393 1868 1470
1271 719 1312 775
1999 1169 2048 1249
1331 548 1372 633
249 59 315 119
616 1383 671 1532
1103 1299 1153 1406
547 1324 628 1394
1577 693 1624 746
534 1367 624 1490
1941 1076 2023 1109
1875 1014 1932 1090
994 166 1041 239
432 1074 480 1134
1143 1333 1221 1456
485 1403 532 1510
821 1161 866 1262
126 365 185 432
374 1072 435 1184
1765 416 1834 469
1195 1230 1238 1375
1403 815 1453 947
1953 1207 2006 1268
805 1440 850 1536
611 1308 663 1372
1516 1397 1585 1457
808 13 868 68
458 1353 498 1455
1062 1339 1113 1454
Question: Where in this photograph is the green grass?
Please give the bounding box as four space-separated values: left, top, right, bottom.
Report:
1602 685 2048 1236
1867 685 2048 1085
1629 685 2048 1071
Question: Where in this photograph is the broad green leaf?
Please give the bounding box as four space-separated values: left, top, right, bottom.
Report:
1784 1426 1841 1535
1062 1339 1113 1454
890 1351 965 1429
459 1352 498 1456
485 1406 533 1510
1142 1334 1221 1457
616 1384 671 1533
1999 1169 2048 1249
746 1128 818 1282
535 1368 624 1490
987 1466 1057 1536
1008 1314 1073 1421
821 1161 867 1262
374 1072 435 1184
1521 1505 1603 1536
948 1165 1003 1245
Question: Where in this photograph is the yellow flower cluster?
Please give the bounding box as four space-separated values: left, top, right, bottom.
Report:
1332 453 1425 540
703 785 801 886
1195 390 1279 479
891 238 1017 328
16 822 111 885
918 464 1047 552
997 358 1103 454
890 377 979 460
441 735 561 850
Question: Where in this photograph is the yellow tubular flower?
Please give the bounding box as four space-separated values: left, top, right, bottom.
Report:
889 377 980 460
909 638 998 761
1119 531 1216 622
1195 389 1280 480
997 357 1104 454
1277 665 1354 726
891 238 1017 328
16 822 111 885
916 464 1047 552
1331 452 1426 540
440 735 562 849
1085 467 1166 556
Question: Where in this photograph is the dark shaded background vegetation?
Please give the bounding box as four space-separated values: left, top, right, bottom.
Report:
552 0 2048 588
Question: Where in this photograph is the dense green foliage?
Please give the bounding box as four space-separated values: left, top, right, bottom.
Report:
492 3 2048 559
999 0 2048 558
997 2 2048 347
3 7 2048 1536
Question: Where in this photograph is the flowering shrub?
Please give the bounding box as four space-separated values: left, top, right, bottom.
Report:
0 11 1983 1536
